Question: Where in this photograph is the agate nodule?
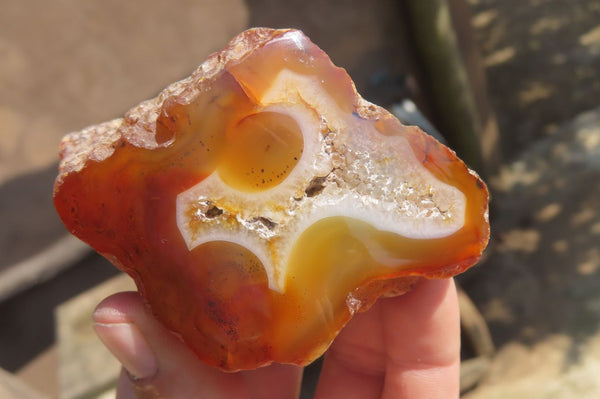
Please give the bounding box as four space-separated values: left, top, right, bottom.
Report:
53 28 489 371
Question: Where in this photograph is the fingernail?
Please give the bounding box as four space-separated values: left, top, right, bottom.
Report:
94 322 158 380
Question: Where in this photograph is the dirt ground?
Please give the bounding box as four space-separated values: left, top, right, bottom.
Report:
468 0 600 157
463 1 600 396
1 0 600 398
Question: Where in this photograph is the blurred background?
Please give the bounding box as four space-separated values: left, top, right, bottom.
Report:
1 0 599 398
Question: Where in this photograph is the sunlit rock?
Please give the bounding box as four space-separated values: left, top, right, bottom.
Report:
54 28 489 371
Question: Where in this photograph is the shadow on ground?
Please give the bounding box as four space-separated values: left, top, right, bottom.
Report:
0 254 118 371
0 163 65 271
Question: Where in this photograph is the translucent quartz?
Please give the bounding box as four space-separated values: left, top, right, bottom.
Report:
54 28 489 371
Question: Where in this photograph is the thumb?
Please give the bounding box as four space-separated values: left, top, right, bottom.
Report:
93 291 249 398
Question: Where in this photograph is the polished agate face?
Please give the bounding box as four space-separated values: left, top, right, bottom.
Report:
54 28 489 371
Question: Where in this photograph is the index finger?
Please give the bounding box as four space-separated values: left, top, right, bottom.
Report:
314 278 460 399
381 278 460 398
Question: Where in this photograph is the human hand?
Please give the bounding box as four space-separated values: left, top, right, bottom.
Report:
93 278 459 398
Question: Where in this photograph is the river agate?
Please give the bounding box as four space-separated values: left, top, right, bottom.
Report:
53 28 489 371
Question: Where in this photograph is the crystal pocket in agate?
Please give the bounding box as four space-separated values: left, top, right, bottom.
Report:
53 28 489 371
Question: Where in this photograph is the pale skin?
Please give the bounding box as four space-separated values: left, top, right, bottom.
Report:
93 278 460 399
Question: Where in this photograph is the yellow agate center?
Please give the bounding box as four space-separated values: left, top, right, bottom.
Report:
219 111 304 192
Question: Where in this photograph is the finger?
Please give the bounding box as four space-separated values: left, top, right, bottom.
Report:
115 368 136 399
241 363 302 399
313 292 387 399
94 291 249 398
381 278 460 398
314 278 460 399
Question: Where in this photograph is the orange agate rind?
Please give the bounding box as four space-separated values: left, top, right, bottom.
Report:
54 28 489 371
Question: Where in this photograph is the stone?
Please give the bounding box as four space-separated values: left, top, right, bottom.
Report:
53 28 489 371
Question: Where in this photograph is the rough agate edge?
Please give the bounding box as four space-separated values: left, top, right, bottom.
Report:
54 28 489 371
